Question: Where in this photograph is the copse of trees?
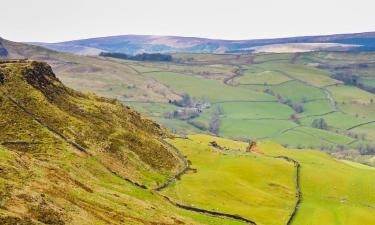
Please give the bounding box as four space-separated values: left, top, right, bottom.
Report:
169 94 192 107
264 89 304 113
331 72 375 95
209 105 223 135
311 118 328 130
99 52 172 62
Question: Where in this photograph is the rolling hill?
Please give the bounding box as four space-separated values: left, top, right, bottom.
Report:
1 60 374 225
29 31 375 55
2 38 375 166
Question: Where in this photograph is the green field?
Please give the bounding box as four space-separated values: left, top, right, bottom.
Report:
161 135 375 225
144 71 273 102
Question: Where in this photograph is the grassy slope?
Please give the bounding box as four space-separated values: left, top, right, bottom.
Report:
144 71 274 103
260 142 375 225
162 135 296 225
0 61 250 224
162 134 375 225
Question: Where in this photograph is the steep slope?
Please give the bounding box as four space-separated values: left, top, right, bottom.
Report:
0 60 183 187
29 31 375 55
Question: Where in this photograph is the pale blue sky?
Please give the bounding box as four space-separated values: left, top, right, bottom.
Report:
1 0 375 42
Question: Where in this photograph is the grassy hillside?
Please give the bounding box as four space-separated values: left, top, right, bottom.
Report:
0 60 253 224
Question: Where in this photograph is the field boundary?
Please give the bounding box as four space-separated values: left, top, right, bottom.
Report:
154 138 190 191
161 194 257 225
347 120 375 130
275 156 301 225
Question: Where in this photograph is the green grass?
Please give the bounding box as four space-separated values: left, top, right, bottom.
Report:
235 69 292 85
328 85 375 119
220 119 297 139
162 135 375 225
162 135 296 225
144 71 274 103
351 122 375 140
269 128 333 147
301 99 334 116
218 102 294 119
300 112 370 130
292 126 354 145
269 80 326 101
124 101 179 117
260 142 375 225
257 63 339 87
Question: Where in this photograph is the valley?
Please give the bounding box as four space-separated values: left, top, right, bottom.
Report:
1 36 375 225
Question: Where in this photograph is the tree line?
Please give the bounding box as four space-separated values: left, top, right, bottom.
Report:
99 52 173 62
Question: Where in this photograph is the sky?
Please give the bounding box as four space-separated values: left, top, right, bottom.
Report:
1 0 375 43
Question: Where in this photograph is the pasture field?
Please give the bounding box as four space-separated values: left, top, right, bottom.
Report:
218 101 294 119
144 71 274 102
300 112 370 130
161 135 375 225
220 119 296 139
260 141 375 225
162 135 296 225
267 80 326 101
351 122 375 140
234 68 292 85
300 99 334 116
257 63 338 87
111 53 375 166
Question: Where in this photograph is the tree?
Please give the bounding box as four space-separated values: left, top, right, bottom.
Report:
311 118 328 130
209 106 222 135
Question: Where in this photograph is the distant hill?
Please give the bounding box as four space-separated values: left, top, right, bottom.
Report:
0 39 8 57
29 31 375 55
